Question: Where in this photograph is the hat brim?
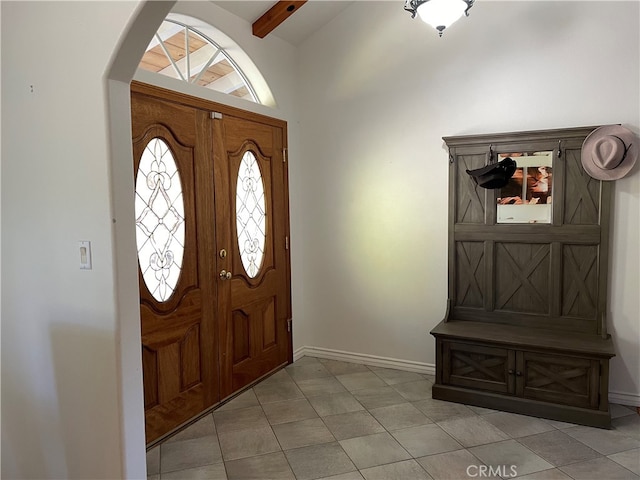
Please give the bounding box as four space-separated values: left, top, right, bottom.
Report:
581 125 638 181
466 158 517 189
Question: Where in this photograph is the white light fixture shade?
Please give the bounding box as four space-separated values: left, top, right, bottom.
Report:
417 0 468 33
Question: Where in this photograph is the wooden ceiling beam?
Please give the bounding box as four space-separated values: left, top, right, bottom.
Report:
252 1 308 39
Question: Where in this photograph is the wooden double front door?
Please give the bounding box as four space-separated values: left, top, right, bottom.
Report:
131 82 291 444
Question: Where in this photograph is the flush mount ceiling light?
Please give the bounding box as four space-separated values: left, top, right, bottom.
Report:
404 0 474 36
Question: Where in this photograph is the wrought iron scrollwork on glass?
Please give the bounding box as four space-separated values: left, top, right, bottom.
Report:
236 151 266 278
135 138 185 301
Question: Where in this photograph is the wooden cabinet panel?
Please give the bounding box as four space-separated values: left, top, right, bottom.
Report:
494 243 550 314
441 340 600 408
454 153 487 224
455 241 485 308
434 321 613 427
519 351 599 409
443 342 514 394
563 148 602 225
561 244 599 320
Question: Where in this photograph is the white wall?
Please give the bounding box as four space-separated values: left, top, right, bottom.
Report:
296 1 640 401
2 1 301 478
1 2 141 478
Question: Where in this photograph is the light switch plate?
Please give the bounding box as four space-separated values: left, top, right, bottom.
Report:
79 241 92 270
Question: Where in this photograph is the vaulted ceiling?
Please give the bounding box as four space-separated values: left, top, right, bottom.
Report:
213 0 354 45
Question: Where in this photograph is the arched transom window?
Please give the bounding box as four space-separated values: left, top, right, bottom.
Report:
139 19 259 103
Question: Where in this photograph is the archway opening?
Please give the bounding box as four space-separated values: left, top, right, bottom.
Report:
106 2 283 476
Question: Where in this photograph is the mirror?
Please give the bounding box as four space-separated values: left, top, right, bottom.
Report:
496 151 553 224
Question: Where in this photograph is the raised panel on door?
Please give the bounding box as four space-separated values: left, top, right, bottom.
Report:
517 351 599 409
442 342 515 394
214 113 291 397
131 89 218 444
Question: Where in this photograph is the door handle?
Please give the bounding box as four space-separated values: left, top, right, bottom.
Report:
219 270 232 280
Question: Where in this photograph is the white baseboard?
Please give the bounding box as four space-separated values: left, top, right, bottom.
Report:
293 346 639 407
293 346 436 376
609 391 640 407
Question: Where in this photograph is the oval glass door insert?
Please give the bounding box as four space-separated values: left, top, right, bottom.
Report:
236 151 266 278
135 137 185 301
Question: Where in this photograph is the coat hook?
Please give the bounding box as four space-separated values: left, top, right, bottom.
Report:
447 146 455 164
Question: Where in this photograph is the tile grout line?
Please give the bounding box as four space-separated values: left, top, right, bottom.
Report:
301 360 364 478
604 452 640 478
309 360 447 478
271 362 346 480
312 369 419 479
149 356 639 479
303 357 495 477
252 392 295 480
293 359 421 478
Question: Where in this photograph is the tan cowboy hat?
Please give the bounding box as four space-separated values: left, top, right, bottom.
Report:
581 125 638 181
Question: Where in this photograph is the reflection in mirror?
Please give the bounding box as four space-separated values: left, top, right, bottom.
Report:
497 151 553 224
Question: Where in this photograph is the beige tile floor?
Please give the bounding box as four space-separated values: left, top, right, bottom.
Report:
147 356 640 480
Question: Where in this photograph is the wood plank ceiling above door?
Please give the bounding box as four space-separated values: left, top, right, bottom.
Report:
138 28 251 99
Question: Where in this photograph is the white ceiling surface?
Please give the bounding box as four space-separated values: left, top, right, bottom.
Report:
213 1 354 45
